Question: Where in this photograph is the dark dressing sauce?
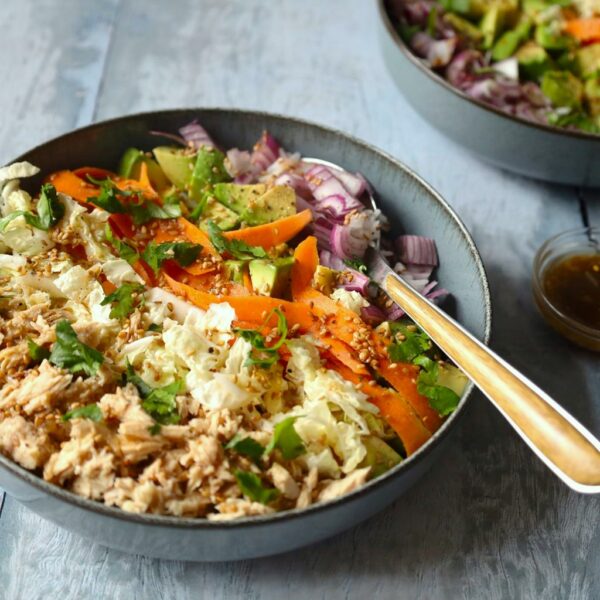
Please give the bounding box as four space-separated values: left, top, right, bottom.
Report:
543 253 600 330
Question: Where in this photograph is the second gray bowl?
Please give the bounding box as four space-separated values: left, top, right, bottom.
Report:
377 0 600 187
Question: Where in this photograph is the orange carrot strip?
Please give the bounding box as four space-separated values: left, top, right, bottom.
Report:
291 286 442 431
291 235 319 297
333 363 431 455
564 18 600 42
223 209 313 249
163 274 366 373
46 170 99 205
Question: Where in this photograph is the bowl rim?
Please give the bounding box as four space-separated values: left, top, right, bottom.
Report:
0 107 492 530
377 0 600 143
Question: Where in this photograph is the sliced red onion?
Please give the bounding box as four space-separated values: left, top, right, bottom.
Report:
234 173 257 184
226 148 253 177
312 178 364 213
330 224 370 260
361 304 387 325
396 235 438 266
312 219 333 249
319 249 346 271
314 194 354 221
251 131 280 171
385 303 405 322
393 262 433 293
149 130 186 146
446 50 485 89
274 172 312 198
295 195 313 213
305 165 334 188
411 33 457 68
339 270 370 294
334 169 366 197
179 120 215 149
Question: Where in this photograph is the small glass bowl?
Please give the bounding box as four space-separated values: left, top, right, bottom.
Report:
532 227 600 352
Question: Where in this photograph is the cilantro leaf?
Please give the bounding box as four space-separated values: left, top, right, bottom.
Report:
27 339 50 364
36 184 65 230
225 435 265 465
264 416 306 460
148 423 162 436
124 362 153 397
100 283 145 319
105 225 139 264
413 355 460 416
0 184 63 233
235 308 288 369
388 322 432 363
89 178 181 225
234 470 279 505
141 241 202 274
125 363 181 425
207 220 267 259
49 320 104 377
62 403 103 422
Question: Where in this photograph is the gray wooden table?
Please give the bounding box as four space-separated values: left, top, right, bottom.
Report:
0 1 599 598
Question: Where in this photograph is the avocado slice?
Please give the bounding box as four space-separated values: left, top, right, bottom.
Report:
516 42 553 80
436 364 469 398
575 44 600 79
535 24 574 52
249 257 295 297
190 147 230 199
118 148 171 192
541 70 584 109
198 196 240 231
491 17 532 61
152 146 195 189
359 437 402 479
480 5 505 50
223 260 246 285
443 13 483 42
213 183 296 226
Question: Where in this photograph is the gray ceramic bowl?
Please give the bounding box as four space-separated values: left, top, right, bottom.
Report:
0 109 491 561
377 0 600 187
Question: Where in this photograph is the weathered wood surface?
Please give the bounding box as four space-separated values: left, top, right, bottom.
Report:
0 1 598 598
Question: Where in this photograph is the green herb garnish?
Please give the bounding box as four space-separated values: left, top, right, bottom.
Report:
225 434 266 465
0 184 64 233
125 363 181 425
105 224 139 264
264 417 306 460
207 220 267 260
235 308 288 368
234 470 279 505
27 339 50 364
141 241 202 274
388 321 432 363
62 403 103 422
100 282 145 319
89 177 182 225
49 320 104 377
413 355 460 417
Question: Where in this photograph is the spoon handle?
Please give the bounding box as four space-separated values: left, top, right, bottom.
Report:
384 273 600 493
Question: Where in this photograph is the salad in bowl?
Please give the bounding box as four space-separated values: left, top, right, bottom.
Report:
0 121 467 520
388 0 600 133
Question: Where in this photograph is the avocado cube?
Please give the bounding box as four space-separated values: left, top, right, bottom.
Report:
576 44 600 79
541 70 584 109
223 260 246 285
443 13 483 42
516 42 553 80
199 196 240 231
312 265 339 295
249 257 295 297
190 146 230 199
480 5 505 50
491 17 532 61
534 23 574 52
